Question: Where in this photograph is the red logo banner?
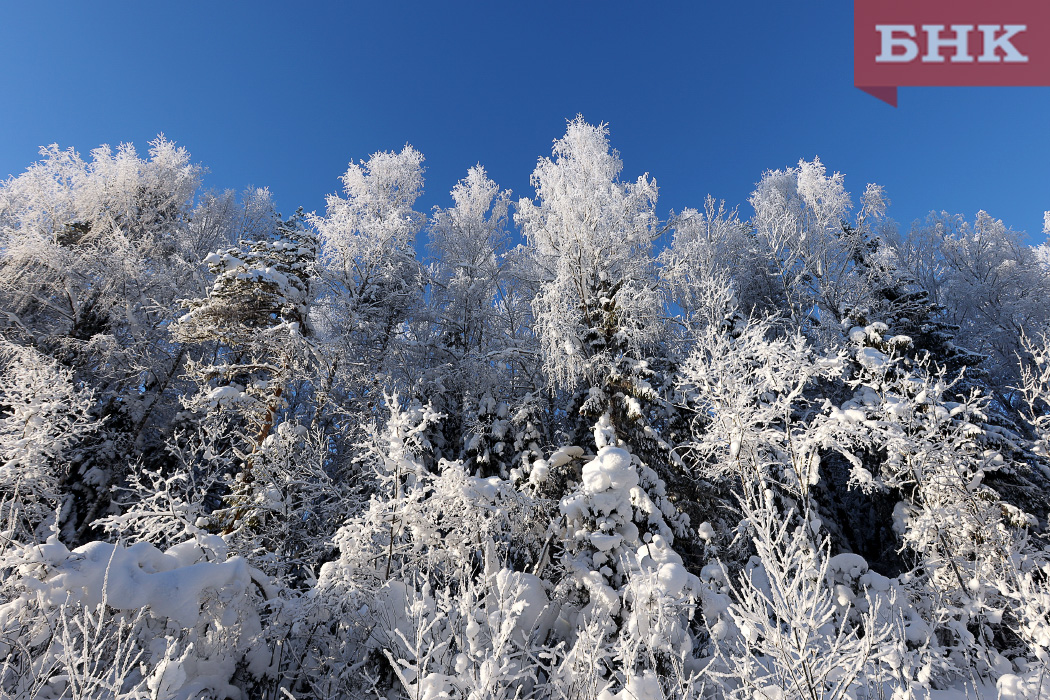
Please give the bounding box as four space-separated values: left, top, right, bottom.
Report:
855 0 1050 106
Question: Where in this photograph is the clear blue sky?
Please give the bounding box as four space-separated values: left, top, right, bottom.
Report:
2 2 1048 241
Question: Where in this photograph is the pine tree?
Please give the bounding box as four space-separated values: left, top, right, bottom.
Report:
172 208 318 534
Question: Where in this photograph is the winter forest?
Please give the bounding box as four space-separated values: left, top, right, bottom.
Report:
1 116 1049 700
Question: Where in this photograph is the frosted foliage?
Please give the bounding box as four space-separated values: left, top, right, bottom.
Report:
0 341 97 539
6 123 1050 699
0 137 199 245
95 464 211 551
795 159 852 231
429 166 509 304
708 492 897 700
314 488 547 698
427 165 513 369
1037 241 1050 268
0 137 203 331
859 183 889 223
431 165 510 251
214 423 345 582
0 134 216 484
987 532 1050 679
679 318 841 497
187 187 277 263
308 147 425 388
660 197 752 333
902 211 1050 381
1039 211 1050 271
749 158 871 329
819 324 1050 680
318 397 536 595
516 117 661 387
368 567 553 700
0 145 81 240
311 146 425 287
1021 333 1050 460
372 395 443 491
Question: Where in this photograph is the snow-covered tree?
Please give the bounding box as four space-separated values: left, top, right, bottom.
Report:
899 211 1050 388
516 116 662 391
0 137 206 396
172 209 319 535
310 146 426 402
311 395 553 699
748 158 861 333
660 196 767 340
421 165 538 462
1020 332 1050 460
427 165 512 362
0 340 98 542
0 137 229 543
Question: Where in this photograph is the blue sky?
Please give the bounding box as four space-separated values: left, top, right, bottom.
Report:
2 2 1048 241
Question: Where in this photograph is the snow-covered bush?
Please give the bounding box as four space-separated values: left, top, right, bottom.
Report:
0 340 98 542
815 322 1047 683
320 398 544 594
678 315 842 501
0 529 263 699
705 488 898 700
555 414 697 648
1020 332 1050 461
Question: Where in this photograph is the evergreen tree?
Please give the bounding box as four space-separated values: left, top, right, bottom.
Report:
172 208 319 534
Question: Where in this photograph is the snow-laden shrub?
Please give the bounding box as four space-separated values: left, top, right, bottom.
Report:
678 316 843 502
219 422 347 585
304 398 551 698
0 529 263 699
321 398 545 592
820 324 1045 682
555 414 699 652
0 340 98 543
1020 332 1050 465
365 555 707 700
373 563 552 700
704 488 898 700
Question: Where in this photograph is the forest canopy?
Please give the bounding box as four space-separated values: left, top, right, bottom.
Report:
1 118 1049 700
